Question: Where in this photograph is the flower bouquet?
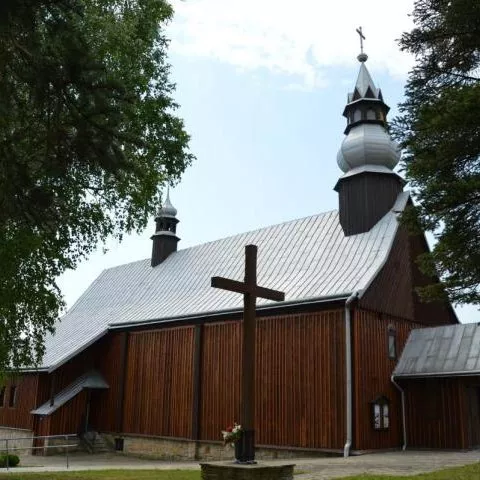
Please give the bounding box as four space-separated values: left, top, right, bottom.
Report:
221 422 242 447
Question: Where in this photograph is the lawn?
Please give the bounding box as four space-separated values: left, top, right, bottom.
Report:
0 463 477 480
337 462 480 479
0 471 198 480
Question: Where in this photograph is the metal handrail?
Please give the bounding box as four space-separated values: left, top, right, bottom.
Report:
0 433 79 470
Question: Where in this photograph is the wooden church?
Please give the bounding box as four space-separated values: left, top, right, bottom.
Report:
1 52 479 457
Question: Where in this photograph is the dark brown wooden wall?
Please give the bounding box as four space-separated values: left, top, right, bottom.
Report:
35 334 113 410
49 391 88 435
409 234 457 325
34 332 125 437
403 378 468 449
89 332 125 433
360 226 456 326
360 228 415 320
200 311 345 449
352 309 420 450
200 321 241 442
0 374 38 430
121 327 195 439
337 173 403 236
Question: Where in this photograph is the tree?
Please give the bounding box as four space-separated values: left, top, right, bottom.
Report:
393 0 480 305
0 0 194 370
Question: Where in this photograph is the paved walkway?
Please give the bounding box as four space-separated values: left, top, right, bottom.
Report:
292 450 480 479
6 450 480 478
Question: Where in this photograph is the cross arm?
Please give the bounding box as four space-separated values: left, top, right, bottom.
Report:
255 285 285 302
211 277 285 302
211 277 246 295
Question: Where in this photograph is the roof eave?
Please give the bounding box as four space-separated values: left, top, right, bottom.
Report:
393 370 480 379
107 293 353 330
45 330 109 374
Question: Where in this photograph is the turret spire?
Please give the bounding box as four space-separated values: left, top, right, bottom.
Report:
336 40 399 173
151 187 180 267
157 186 177 218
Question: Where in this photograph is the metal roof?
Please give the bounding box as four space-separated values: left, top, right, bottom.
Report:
393 323 480 378
348 62 381 102
31 370 109 415
38 192 409 371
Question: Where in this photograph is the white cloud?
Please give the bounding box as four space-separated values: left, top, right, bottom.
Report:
168 0 415 88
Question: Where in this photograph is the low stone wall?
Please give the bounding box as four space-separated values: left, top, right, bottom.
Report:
43 435 81 456
101 433 337 462
0 427 33 454
200 462 295 480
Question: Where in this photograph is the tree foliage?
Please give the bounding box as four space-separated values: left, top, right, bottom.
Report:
393 0 480 305
0 0 193 369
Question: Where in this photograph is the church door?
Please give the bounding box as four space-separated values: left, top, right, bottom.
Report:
467 386 480 448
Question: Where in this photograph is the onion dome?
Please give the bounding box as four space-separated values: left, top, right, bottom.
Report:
156 188 177 218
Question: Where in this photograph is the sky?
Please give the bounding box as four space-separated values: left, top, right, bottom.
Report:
58 0 478 323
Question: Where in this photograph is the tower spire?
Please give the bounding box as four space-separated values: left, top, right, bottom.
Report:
333 36 404 236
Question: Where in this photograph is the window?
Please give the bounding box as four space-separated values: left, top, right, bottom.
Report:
372 396 390 430
0 387 5 407
9 386 17 408
388 327 397 359
366 109 376 120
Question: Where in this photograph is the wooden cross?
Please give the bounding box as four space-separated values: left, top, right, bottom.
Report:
356 26 366 53
211 244 285 463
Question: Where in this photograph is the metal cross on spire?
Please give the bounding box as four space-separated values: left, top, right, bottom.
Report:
356 26 366 53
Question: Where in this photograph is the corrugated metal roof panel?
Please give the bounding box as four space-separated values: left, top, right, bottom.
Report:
394 324 480 378
31 370 108 415
40 193 410 370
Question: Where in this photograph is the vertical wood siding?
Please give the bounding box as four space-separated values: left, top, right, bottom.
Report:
404 378 468 449
0 374 38 430
32 332 125 437
122 326 194 438
49 390 88 435
409 234 458 325
89 332 125 432
200 311 345 449
337 173 403 236
360 227 457 326
353 309 420 450
200 321 242 442
360 228 414 320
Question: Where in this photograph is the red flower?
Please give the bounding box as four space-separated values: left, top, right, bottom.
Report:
226 426 233 432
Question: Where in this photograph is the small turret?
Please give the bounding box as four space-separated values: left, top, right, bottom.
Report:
151 189 180 267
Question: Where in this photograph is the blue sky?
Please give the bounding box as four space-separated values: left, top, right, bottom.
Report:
58 0 478 323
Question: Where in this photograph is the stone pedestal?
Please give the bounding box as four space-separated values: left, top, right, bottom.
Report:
200 462 295 480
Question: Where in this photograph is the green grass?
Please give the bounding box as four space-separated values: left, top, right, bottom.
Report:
0 463 477 480
0 470 199 480
336 462 480 479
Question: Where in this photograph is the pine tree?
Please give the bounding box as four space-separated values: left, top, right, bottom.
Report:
393 0 480 305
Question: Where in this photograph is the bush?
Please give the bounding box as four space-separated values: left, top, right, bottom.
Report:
0 454 20 468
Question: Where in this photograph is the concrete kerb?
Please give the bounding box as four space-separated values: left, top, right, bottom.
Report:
4 450 479 477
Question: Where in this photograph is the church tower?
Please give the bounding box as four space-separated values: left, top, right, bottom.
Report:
151 189 180 267
334 37 404 236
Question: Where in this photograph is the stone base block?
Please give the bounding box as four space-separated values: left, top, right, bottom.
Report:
200 462 295 480
0 427 33 455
